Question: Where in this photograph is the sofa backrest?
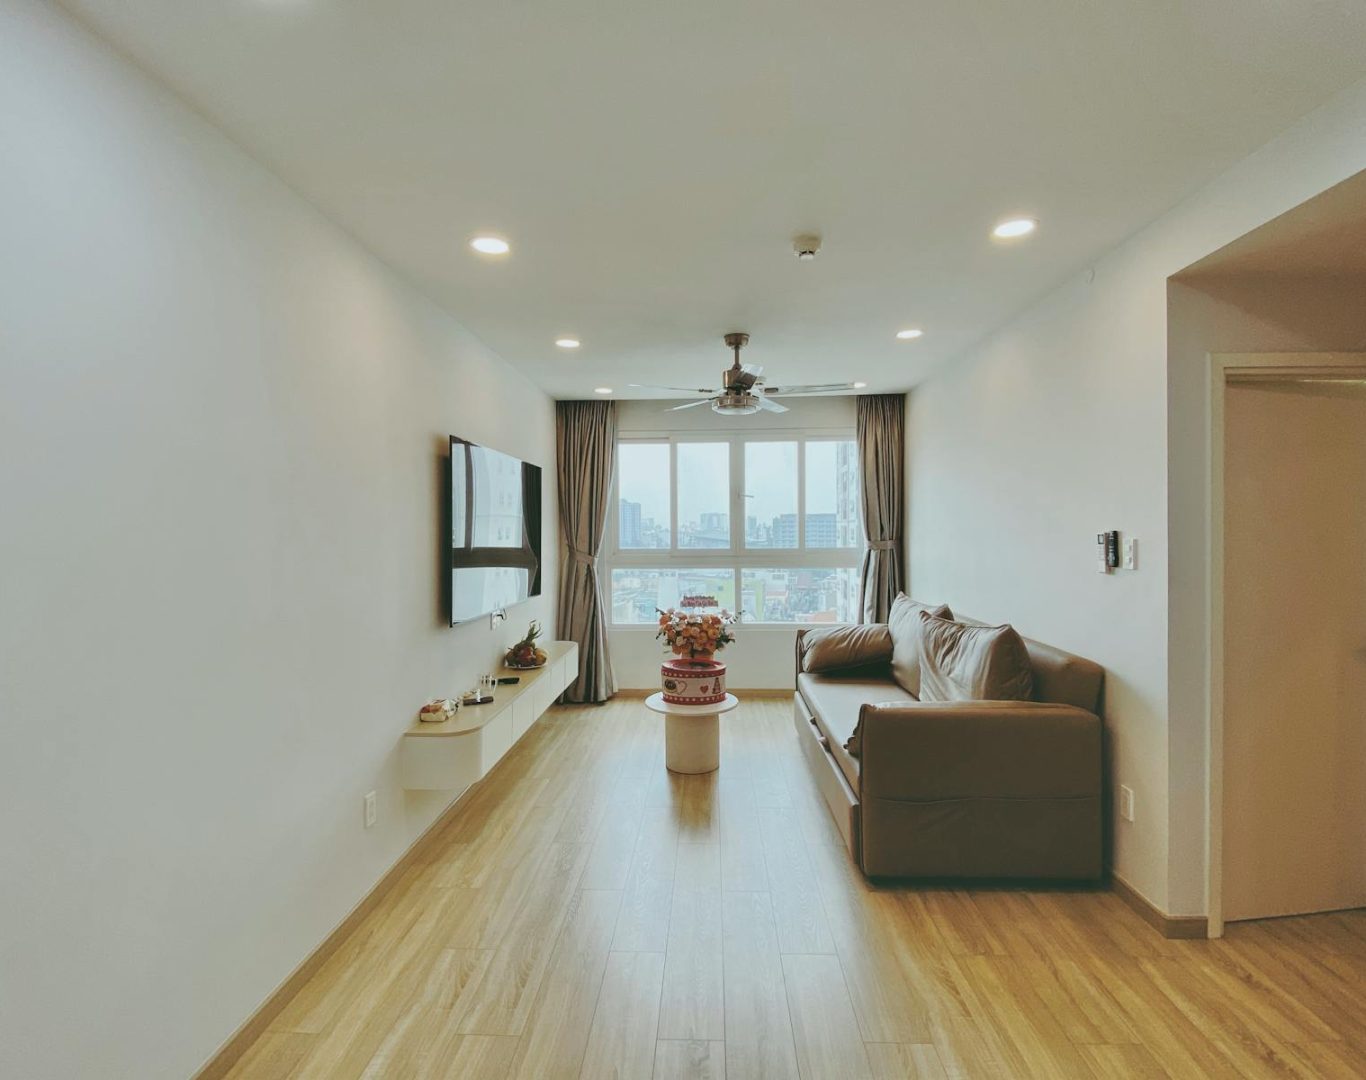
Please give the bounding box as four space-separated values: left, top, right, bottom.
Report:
794 621 1104 715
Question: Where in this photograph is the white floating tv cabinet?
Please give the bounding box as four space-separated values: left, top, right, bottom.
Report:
401 639 579 791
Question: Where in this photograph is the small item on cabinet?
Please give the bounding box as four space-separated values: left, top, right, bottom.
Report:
464 678 495 706
418 698 459 723
496 676 521 685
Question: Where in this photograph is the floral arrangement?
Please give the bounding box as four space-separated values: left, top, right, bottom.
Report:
656 607 737 659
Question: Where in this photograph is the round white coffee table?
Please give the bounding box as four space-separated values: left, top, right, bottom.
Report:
645 692 739 774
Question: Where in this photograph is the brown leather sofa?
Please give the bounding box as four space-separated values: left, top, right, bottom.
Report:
793 622 1104 880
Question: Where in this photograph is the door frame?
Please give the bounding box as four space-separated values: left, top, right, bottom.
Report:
1207 352 1366 937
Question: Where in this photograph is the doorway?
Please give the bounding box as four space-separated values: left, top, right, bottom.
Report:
1212 354 1366 929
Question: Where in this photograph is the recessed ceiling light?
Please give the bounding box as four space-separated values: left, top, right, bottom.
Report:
470 235 510 255
593 387 613 395
853 381 868 389
895 329 924 340
555 338 581 349
992 217 1037 240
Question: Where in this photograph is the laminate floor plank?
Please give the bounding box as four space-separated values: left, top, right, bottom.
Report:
220 699 1366 1080
781 952 874 1080
578 950 666 1080
721 890 800 1080
510 889 623 1080
658 854 724 1041
653 1039 726 1079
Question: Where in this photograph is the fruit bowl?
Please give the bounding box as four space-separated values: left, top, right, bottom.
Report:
504 620 549 669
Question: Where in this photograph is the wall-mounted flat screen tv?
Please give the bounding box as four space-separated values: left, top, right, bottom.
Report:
448 435 542 625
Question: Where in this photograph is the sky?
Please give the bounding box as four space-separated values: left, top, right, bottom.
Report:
618 440 843 528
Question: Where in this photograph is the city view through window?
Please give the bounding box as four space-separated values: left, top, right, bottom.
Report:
611 437 861 624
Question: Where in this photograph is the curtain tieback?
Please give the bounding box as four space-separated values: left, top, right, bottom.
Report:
868 539 898 551
568 547 598 566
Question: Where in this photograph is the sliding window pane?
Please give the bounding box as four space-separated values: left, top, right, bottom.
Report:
804 439 861 548
744 441 798 549
740 567 859 623
677 442 730 548
617 442 670 549
610 568 735 624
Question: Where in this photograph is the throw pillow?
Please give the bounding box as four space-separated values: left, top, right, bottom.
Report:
800 623 893 673
916 612 1034 703
887 593 954 696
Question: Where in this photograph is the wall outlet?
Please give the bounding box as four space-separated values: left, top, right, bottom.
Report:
363 790 378 829
1123 537 1138 570
1118 785 1135 823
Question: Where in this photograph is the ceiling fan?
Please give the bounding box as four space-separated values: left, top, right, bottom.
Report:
628 332 860 415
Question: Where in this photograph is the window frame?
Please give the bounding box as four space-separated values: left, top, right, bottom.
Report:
608 428 862 628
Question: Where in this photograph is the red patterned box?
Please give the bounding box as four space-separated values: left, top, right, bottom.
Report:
660 658 727 706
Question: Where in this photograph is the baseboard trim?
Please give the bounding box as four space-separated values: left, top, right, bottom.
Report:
191 782 481 1079
1111 874 1209 939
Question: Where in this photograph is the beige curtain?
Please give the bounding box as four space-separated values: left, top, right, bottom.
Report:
556 400 618 703
856 394 905 623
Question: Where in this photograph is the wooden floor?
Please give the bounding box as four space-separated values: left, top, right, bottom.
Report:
227 697 1366 1079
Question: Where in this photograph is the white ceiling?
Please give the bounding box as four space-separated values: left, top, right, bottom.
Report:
60 1 1366 399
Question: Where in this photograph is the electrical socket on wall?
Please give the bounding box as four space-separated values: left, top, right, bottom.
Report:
1119 785 1135 823
1123 537 1138 570
363 790 377 829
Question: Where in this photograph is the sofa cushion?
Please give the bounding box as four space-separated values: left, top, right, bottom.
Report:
799 623 893 674
917 613 1034 703
796 671 912 790
887 594 953 696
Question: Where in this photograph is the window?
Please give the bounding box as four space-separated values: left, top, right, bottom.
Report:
617 441 670 549
805 439 862 548
609 433 862 626
609 567 734 625
741 567 860 623
744 441 798 548
677 442 730 548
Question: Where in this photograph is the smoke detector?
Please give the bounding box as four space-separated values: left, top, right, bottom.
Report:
792 234 822 261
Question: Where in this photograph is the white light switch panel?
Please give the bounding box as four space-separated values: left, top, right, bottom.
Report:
364 791 377 829
1119 785 1135 822
1123 538 1138 570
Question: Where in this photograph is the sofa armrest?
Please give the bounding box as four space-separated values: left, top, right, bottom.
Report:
858 701 1101 802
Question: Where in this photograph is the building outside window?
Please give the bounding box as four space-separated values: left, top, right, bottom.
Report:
607 432 862 626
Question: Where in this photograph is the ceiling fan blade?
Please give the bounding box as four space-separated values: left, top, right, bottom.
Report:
765 382 858 396
756 395 789 413
629 383 718 394
668 398 713 411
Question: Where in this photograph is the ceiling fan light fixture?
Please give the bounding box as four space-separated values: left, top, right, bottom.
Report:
711 393 761 416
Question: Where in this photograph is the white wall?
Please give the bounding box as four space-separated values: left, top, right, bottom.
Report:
0 4 555 1078
908 78 1366 915
1166 275 1366 913
610 397 857 688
